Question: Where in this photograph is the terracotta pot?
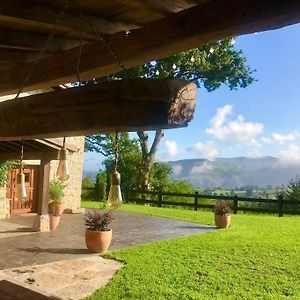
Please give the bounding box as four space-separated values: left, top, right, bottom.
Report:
49 215 61 231
49 202 64 215
85 229 112 253
215 214 231 229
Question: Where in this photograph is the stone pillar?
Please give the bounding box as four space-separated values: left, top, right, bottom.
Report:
0 198 10 219
33 160 50 232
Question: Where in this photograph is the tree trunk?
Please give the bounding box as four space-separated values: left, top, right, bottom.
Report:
137 129 164 191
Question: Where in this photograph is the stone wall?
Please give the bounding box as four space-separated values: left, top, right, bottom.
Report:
50 136 85 211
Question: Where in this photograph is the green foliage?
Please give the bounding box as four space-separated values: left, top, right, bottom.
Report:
81 177 95 200
150 162 172 191
84 204 300 300
94 171 107 201
95 38 255 91
0 161 16 187
49 179 65 203
279 176 300 212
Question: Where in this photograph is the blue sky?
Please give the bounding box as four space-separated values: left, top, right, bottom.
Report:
85 24 300 172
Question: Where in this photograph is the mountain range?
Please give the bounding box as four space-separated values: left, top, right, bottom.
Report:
168 156 300 188
83 156 300 189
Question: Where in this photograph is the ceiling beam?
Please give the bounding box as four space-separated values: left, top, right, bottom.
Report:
0 79 196 140
0 0 138 40
0 0 300 94
0 151 59 161
0 30 85 52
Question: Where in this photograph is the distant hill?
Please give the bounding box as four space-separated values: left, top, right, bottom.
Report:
168 157 300 188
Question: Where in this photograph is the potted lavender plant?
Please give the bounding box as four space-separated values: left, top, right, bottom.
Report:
214 201 231 229
84 209 113 253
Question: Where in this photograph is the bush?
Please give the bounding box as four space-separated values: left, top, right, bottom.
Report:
94 172 107 201
81 177 96 200
84 209 113 231
49 179 65 203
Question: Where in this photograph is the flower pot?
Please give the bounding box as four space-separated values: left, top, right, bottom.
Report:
49 215 61 231
85 229 112 253
215 214 231 229
49 202 64 215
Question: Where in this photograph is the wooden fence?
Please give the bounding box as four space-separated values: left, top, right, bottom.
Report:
125 189 300 217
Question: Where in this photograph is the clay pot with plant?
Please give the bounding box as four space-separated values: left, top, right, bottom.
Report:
48 179 65 230
214 201 231 229
84 209 113 253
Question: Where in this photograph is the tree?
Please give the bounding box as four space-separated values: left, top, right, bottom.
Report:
94 171 107 201
86 38 255 189
279 176 300 212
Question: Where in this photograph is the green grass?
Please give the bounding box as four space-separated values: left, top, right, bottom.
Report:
82 201 300 300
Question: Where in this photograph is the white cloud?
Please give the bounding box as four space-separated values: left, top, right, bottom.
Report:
279 145 300 166
206 105 264 145
165 140 180 158
190 141 219 160
190 161 213 175
261 131 299 144
172 165 183 176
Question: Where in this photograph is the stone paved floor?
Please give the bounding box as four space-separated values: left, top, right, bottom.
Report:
0 211 215 270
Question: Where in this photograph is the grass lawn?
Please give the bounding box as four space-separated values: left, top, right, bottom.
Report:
82 201 300 300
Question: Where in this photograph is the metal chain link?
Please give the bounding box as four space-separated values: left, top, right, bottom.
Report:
114 133 119 172
15 0 71 99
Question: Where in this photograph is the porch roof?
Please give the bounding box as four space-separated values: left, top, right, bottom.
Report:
0 138 78 161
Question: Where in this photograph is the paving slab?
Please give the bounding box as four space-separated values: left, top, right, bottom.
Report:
0 256 123 300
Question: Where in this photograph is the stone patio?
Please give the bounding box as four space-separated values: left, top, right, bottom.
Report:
0 211 215 299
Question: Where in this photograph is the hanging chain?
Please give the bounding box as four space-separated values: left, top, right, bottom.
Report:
72 0 127 74
15 1 70 99
76 11 84 85
20 140 24 171
114 133 119 172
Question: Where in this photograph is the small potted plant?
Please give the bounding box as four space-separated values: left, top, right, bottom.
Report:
84 209 113 253
214 201 231 229
48 179 65 230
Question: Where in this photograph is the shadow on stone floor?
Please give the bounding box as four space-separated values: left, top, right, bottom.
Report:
17 247 91 255
0 228 34 233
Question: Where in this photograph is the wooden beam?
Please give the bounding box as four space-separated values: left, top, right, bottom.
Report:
0 0 139 40
0 79 196 140
0 0 299 94
36 160 50 215
0 152 59 160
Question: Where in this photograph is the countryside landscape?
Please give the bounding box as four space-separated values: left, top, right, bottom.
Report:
0 1 299 300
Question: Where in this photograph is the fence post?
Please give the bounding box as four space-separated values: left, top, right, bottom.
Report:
233 195 238 214
194 191 199 211
158 193 163 207
278 194 283 217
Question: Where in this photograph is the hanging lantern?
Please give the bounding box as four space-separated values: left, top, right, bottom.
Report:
107 133 122 209
107 170 122 209
16 141 27 201
16 169 27 201
56 137 70 182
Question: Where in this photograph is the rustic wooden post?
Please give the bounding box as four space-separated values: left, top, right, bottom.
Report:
194 191 199 211
158 193 163 207
278 194 284 217
32 159 51 231
233 195 238 215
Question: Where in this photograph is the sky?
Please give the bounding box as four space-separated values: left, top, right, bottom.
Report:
84 23 300 172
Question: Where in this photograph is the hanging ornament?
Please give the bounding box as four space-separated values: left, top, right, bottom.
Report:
172 63 176 70
107 133 122 209
155 70 160 76
190 56 195 63
16 141 27 201
56 137 70 182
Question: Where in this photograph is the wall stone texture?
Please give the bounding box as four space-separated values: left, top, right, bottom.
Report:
49 136 85 211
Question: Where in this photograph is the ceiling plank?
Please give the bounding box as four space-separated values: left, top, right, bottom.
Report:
138 0 197 14
0 0 139 40
0 79 196 140
1 0 300 94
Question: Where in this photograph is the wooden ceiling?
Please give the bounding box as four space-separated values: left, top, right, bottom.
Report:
0 0 299 96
